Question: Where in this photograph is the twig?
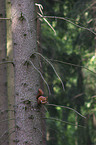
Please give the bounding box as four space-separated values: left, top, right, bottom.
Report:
0 61 14 66
72 93 84 100
47 103 86 119
35 3 43 15
43 16 96 36
29 60 51 95
91 95 96 98
0 18 10 20
45 117 86 128
33 52 65 91
38 13 56 35
81 1 96 15
35 3 56 35
49 59 96 75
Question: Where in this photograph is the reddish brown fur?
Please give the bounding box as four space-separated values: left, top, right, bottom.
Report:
36 89 44 99
36 89 48 104
37 96 48 104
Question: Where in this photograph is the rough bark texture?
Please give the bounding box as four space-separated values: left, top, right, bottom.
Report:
11 0 42 144
0 1 8 145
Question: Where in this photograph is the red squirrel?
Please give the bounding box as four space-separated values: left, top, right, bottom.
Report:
36 89 48 105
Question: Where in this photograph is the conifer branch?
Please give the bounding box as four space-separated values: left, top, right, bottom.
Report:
29 60 51 95
0 18 10 20
0 61 14 65
43 16 96 36
33 52 65 91
47 103 86 119
45 117 86 128
38 13 56 35
49 59 96 75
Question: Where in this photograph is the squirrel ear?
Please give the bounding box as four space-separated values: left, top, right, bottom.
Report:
38 89 44 95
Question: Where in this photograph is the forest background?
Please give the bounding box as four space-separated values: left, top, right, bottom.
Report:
41 0 96 145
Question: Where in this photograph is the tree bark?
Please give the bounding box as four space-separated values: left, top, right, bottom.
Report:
0 0 8 144
11 0 43 144
6 0 15 144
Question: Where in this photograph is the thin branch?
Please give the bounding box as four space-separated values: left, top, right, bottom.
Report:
35 3 43 15
43 16 96 36
47 103 86 119
0 61 14 66
49 59 96 75
72 93 84 100
81 1 96 15
38 13 56 35
33 52 65 91
29 60 51 95
35 3 56 35
45 117 86 128
91 95 96 98
0 18 10 20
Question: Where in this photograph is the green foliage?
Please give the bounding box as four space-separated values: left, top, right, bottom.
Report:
41 0 96 144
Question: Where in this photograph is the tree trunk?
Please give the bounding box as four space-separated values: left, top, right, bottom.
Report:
11 0 43 144
0 0 8 144
6 0 15 144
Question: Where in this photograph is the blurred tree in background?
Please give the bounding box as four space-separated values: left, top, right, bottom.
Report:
40 0 96 144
